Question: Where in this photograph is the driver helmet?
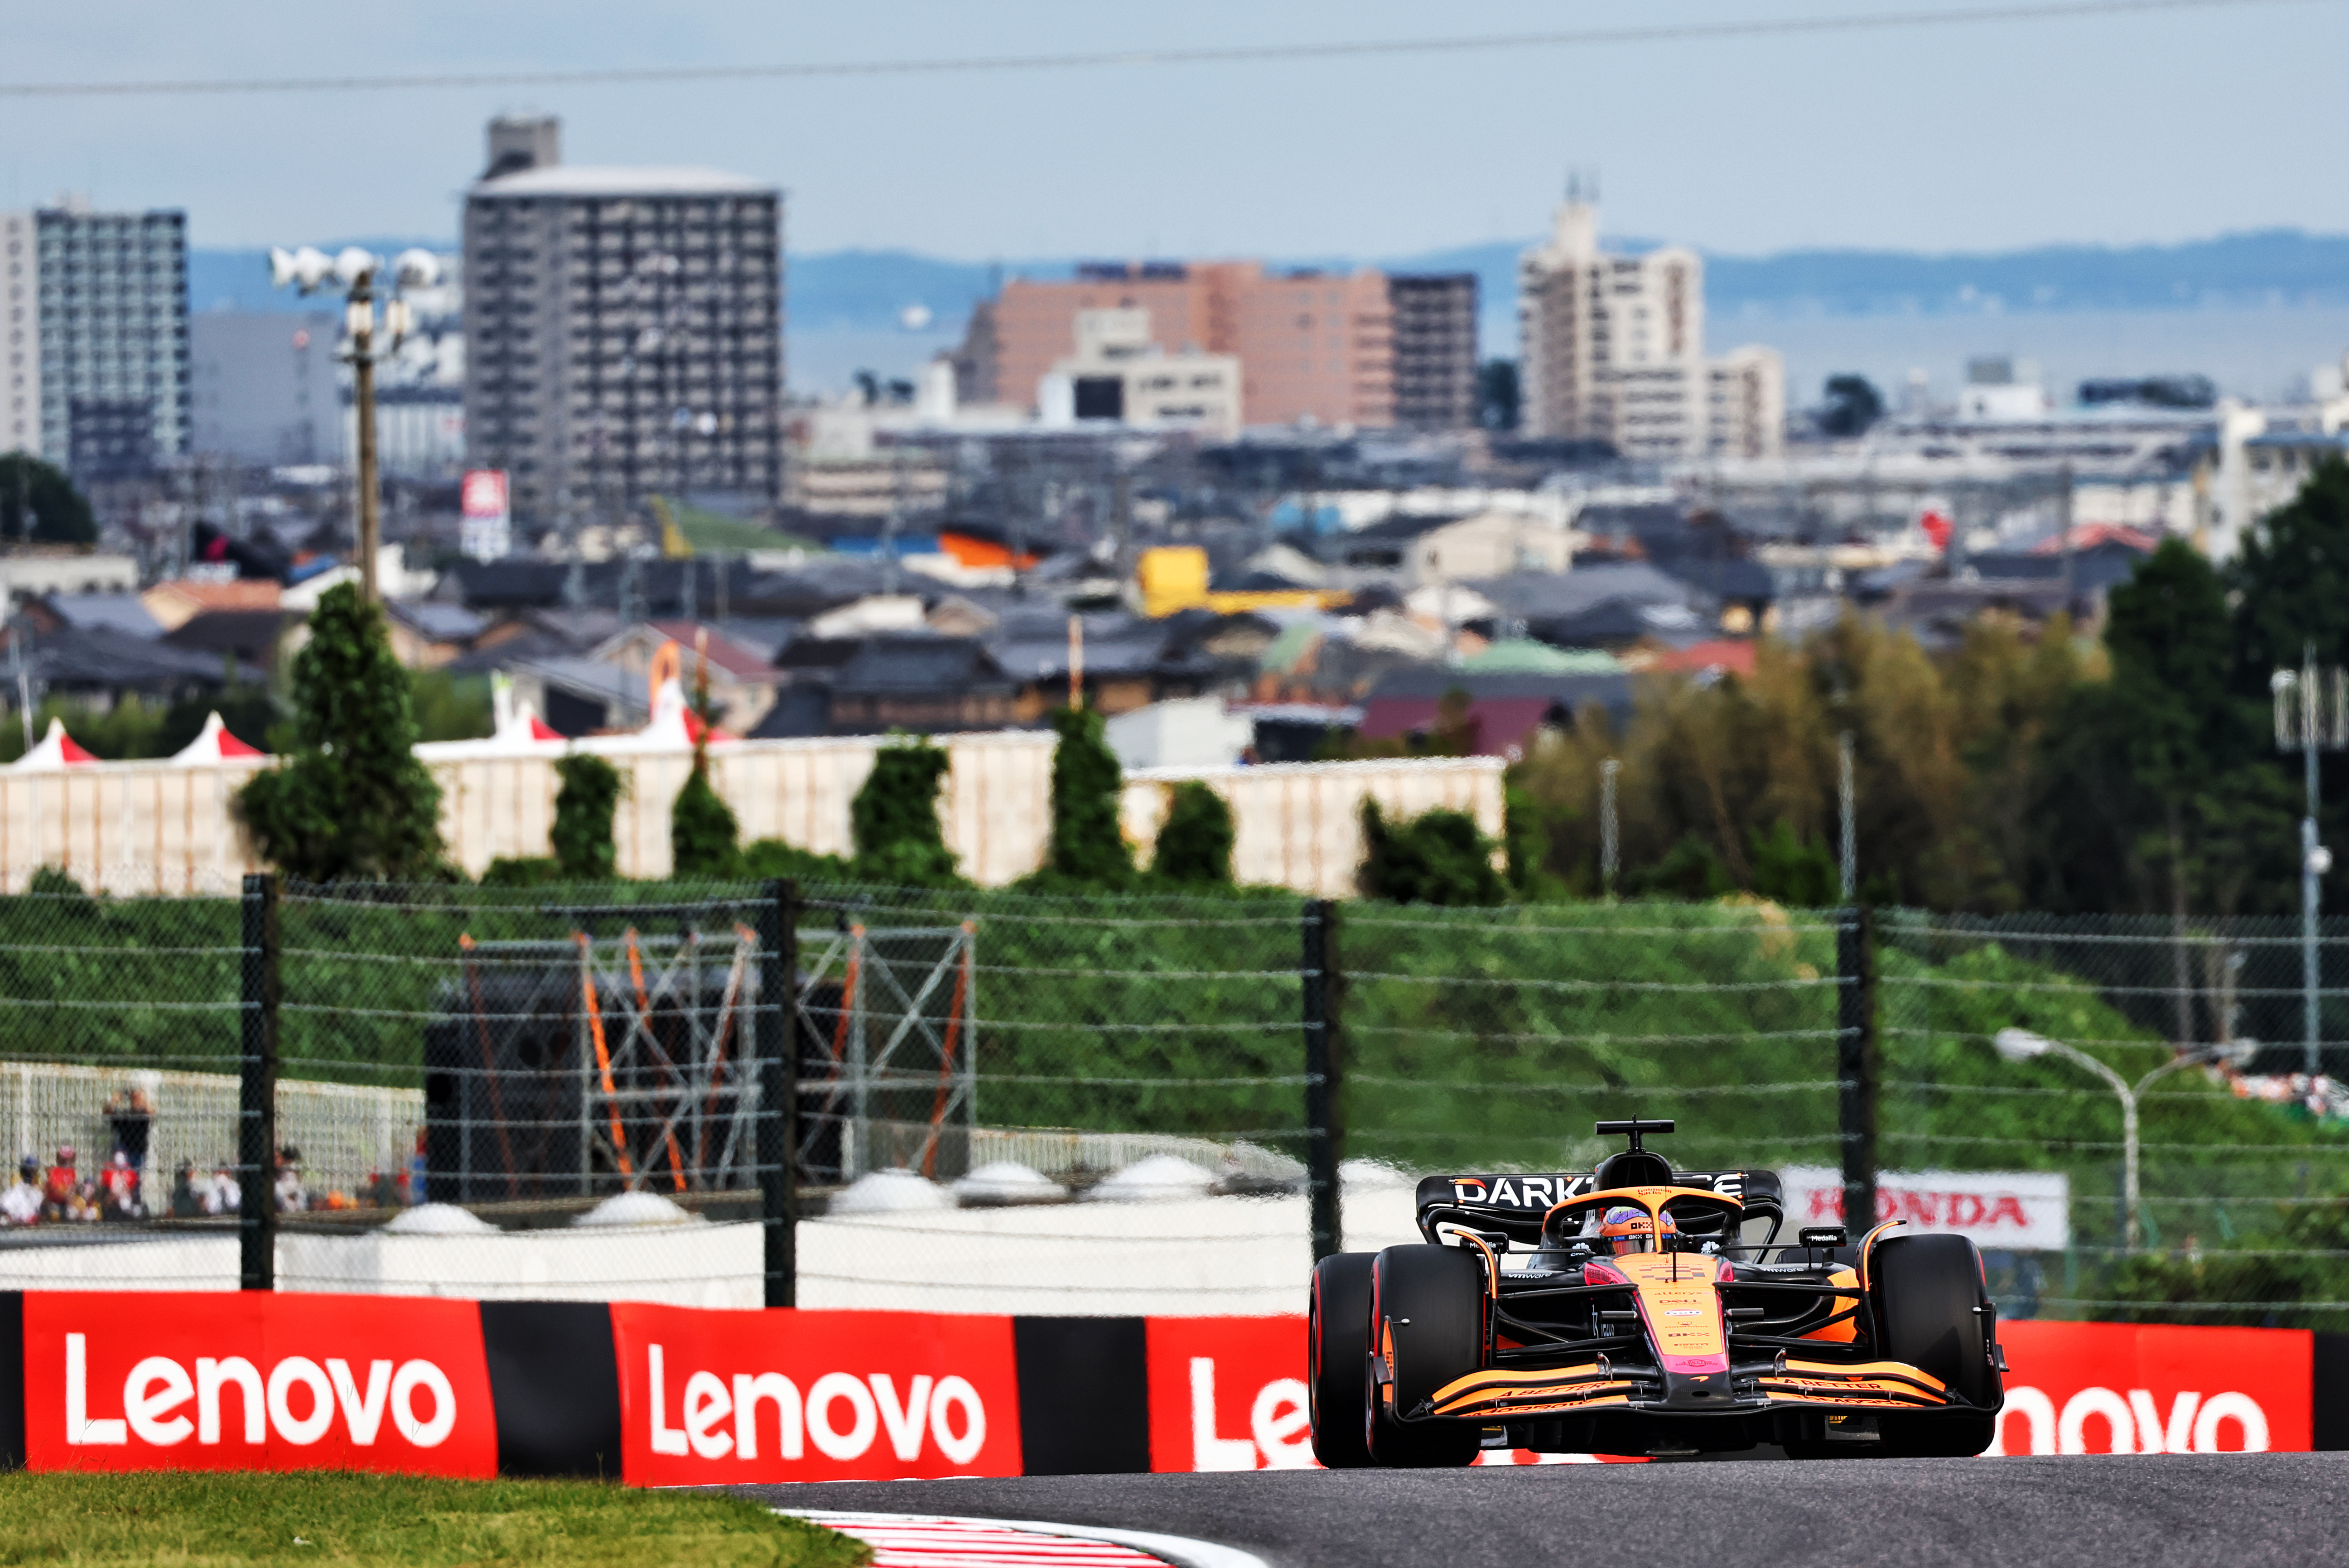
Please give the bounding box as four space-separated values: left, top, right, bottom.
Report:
1597 1205 1677 1255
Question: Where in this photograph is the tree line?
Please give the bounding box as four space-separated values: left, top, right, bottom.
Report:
1502 458 2349 917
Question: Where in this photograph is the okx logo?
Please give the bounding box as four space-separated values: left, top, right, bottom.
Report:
610 1304 1023 1483
22 1293 497 1476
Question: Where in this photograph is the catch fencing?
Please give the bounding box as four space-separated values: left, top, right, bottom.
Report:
2 878 2347 1327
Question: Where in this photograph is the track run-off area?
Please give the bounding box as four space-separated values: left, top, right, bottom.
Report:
748 1452 2349 1568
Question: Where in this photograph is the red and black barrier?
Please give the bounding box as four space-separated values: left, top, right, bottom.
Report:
3 1291 2347 1480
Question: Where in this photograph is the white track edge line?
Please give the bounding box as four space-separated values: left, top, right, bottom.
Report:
777 1509 1273 1568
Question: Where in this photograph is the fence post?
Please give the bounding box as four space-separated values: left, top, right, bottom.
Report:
1302 898 1345 1262
758 878 799 1308
238 873 279 1292
1837 904 1878 1238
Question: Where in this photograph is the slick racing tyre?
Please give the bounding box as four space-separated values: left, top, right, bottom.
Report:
1365 1244 1484 1468
1308 1253 1376 1468
1871 1232 2000 1457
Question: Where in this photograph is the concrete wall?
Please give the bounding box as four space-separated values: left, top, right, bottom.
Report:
0 740 1503 897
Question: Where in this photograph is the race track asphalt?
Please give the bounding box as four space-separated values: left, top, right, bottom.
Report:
742 1452 2349 1568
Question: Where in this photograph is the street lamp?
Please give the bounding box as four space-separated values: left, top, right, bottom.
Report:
2272 646 2345 1080
266 243 441 601
1991 1028 2253 1252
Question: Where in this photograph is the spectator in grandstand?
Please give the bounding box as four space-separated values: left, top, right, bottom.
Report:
101 1151 144 1221
205 1164 240 1216
407 1129 427 1205
170 1162 204 1218
274 1145 307 1213
43 1146 82 1222
105 1084 153 1207
1 1156 40 1225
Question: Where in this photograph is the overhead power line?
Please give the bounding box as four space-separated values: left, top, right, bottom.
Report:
0 0 2320 100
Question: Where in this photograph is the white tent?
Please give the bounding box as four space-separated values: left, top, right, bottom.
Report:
9 718 98 771
167 711 266 767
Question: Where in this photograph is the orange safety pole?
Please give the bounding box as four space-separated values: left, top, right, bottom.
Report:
626 928 690 1192
576 932 633 1179
920 922 976 1178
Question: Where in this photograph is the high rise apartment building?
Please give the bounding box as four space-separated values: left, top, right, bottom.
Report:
1387 272 1479 431
463 116 784 531
0 199 189 478
1518 197 1781 461
969 261 1478 432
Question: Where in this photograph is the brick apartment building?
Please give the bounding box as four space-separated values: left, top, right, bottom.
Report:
959 261 1479 432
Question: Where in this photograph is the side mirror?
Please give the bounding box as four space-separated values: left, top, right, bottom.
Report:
1799 1226 1848 1248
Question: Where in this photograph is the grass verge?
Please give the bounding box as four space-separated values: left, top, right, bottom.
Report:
0 1472 870 1568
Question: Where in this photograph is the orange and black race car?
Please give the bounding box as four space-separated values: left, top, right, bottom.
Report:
1308 1119 2006 1466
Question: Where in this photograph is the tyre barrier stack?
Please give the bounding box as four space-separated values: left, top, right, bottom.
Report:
0 1292 2344 1479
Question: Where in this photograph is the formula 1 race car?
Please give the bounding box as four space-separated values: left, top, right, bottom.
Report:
1309 1119 2006 1465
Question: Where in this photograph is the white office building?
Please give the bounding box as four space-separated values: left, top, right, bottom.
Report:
0 197 190 476
1518 194 1782 461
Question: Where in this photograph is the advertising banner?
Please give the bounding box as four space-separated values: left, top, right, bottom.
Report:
19 1291 496 1476
607 1303 1023 1485
1779 1166 2070 1250
1992 1319 2309 1455
1145 1316 1313 1472
458 469 511 563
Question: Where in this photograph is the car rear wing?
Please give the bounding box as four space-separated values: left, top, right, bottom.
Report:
1413 1168 1785 1247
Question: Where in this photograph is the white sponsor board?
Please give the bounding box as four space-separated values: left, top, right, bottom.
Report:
1779 1166 2069 1250
459 469 510 562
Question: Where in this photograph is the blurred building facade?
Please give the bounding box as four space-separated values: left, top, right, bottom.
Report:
968 260 1477 432
0 197 190 478
189 311 344 467
1519 194 1782 461
462 115 785 531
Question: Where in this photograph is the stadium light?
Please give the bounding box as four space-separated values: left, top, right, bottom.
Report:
266 241 440 602
1986 1028 2250 1252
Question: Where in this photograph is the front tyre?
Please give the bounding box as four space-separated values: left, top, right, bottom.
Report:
1308 1253 1375 1468
1871 1232 2002 1458
1365 1244 1484 1468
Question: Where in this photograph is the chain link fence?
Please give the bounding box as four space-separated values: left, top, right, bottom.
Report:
3 874 2348 1325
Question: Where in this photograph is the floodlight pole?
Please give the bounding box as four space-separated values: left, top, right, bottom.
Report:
350 270 381 603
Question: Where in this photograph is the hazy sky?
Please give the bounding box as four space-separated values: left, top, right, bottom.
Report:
6 0 2345 258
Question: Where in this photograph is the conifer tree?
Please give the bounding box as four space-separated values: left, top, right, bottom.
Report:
236 584 444 881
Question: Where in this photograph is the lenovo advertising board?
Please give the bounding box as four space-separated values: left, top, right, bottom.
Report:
1991 1320 2308 1455
19 1292 496 1476
0 1294 2335 1479
607 1303 1023 1485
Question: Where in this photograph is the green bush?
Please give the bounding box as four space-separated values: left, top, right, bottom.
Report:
1150 782 1234 885
550 753 624 880
852 736 960 885
0 453 95 545
670 760 740 877
1040 707 1134 888
1357 800 1506 905
1748 820 1840 907
478 857 562 888
235 584 445 882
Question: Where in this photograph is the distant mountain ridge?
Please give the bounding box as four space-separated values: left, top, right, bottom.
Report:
189 228 2349 331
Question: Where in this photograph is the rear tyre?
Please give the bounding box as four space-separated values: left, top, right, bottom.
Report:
1871 1233 2001 1457
1365 1245 1484 1469
1308 1253 1375 1469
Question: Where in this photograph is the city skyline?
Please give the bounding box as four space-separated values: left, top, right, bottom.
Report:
6 0 2347 258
